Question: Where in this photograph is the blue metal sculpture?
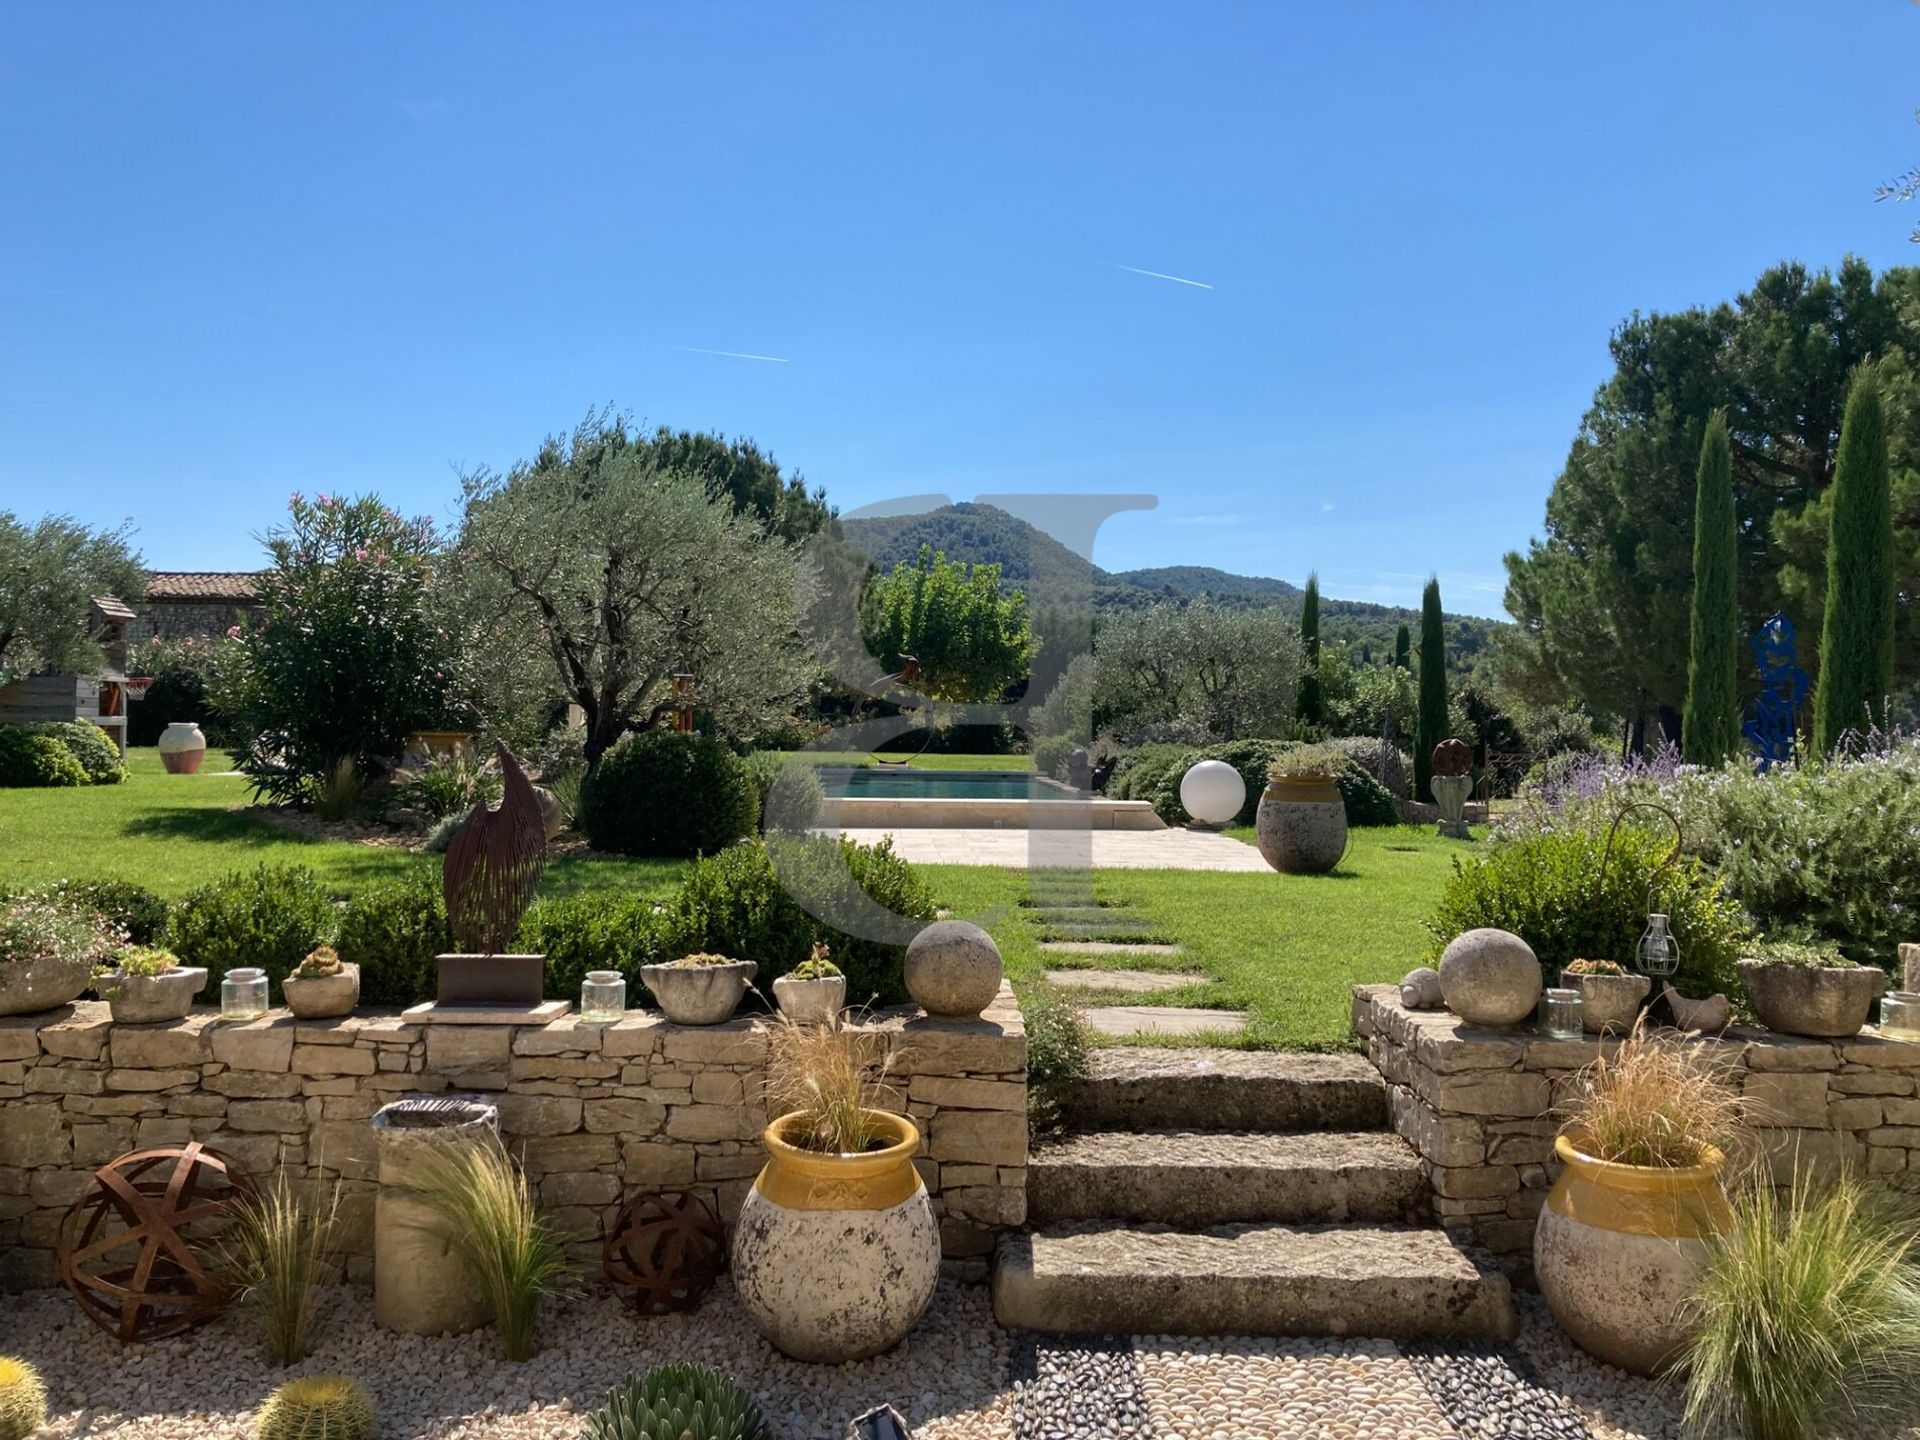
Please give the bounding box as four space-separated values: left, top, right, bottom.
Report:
1742 612 1809 768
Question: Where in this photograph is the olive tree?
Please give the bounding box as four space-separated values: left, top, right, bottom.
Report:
0 512 145 683
1093 600 1303 742
456 415 814 767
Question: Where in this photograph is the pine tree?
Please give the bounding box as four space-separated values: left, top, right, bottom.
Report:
1414 578 1447 803
1682 411 1741 764
1814 370 1897 752
1295 574 1324 724
1394 623 1411 670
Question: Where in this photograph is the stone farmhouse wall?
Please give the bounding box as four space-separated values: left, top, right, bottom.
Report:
1353 982 1920 1268
0 984 1026 1291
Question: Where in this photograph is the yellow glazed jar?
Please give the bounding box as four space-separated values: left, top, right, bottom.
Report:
730 1110 940 1363
1534 1130 1732 1375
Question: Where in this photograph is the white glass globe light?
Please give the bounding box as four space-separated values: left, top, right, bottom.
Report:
1180 759 1246 826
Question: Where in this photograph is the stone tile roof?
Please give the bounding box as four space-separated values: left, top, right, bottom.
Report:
144 571 262 602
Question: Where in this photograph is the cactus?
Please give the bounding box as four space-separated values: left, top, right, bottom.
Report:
581 1363 768 1440
255 1375 376 1440
0 1357 47 1440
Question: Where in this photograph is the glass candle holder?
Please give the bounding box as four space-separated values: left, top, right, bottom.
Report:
1539 987 1584 1040
1636 913 1680 977
1881 992 1920 1043
221 967 269 1021
580 970 626 1024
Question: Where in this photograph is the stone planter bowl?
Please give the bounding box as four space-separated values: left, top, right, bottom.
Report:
97 967 208 1024
641 960 757 1025
732 1109 939 1362
772 972 846 1025
1738 959 1887 1038
1561 970 1651 1035
1254 777 1347 874
283 962 361 1020
0 951 96 1016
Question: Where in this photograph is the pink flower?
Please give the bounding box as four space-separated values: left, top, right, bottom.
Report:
226 626 241 639
354 548 367 560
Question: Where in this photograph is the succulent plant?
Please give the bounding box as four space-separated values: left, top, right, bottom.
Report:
1267 742 1350 782
0 1356 48 1440
668 952 738 969
581 1363 768 1440
113 945 181 978
1747 939 1858 969
789 943 841 982
255 1375 376 1440
1565 958 1628 977
294 944 343 979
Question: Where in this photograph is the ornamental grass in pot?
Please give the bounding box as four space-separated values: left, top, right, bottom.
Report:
93 946 208 1024
1738 939 1887 1039
1255 743 1349 875
1535 1017 1741 1375
1560 958 1651 1035
730 1022 939 1363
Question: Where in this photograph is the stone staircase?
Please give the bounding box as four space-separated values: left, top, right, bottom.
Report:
994 1048 1516 1341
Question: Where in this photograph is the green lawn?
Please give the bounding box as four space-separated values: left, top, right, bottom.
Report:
0 749 682 903
1 750 1474 1048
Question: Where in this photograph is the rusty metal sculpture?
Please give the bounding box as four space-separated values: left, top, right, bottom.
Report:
57 1142 248 1341
444 741 547 956
602 1188 727 1314
1431 737 1473 778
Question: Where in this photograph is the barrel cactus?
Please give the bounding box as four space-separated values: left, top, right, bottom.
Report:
0 1357 47 1440
581 1363 768 1440
256 1375 376 1440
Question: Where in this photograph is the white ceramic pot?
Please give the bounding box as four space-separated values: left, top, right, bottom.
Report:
731 1110 940 1363
640 959 757 1025
157 722 207 775
282 963 360 1019
98 967 208 1024
1254 778 1347 874
772 972 846 1025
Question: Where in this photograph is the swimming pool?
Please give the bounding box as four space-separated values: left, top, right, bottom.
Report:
813 765 1164 830
818 768 1072 801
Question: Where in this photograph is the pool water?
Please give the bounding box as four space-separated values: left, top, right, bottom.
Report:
819 767 1079 801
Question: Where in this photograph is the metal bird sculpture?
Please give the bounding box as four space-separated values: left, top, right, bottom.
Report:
443 742 547 956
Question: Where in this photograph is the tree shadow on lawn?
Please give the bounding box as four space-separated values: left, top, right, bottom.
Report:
120 807 332 846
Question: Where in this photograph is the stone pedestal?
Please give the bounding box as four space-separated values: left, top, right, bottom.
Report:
372 1095 498 1336
1430 774 1472 839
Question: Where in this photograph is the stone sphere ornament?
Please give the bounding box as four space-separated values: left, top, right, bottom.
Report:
57 1142 247 1341
603 1188 727 1315
1437 927 1543 1028
1179 759 1246 826
904 920 1003 1018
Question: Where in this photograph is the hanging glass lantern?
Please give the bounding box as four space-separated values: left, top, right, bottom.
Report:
1636 913 1680 978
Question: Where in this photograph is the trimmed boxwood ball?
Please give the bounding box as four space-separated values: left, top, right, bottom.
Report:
581 732 759 858
256 1375 376 1440
582 1362 767 1440
36 720 125 784
0 1356 47 1440
0 726 88 788
164 862 334 994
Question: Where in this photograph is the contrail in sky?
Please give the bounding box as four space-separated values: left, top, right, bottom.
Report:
672 346 791 363
1111 263 1214 290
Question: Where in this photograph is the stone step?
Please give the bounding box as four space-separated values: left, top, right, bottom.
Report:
1028 1130 1426 1226
1039 940 1182 957
1082 1006 1246 1038
1055 1047 1387 1132
994 1222 1517 1342
1044 969 1207 994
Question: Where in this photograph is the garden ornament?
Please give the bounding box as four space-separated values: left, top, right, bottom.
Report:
443 741 546 955
1661 985 1731 1033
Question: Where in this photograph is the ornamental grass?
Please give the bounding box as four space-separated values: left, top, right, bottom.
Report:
1561 1016 1743 1169
764 1019 897 1154
223 1170 342 1366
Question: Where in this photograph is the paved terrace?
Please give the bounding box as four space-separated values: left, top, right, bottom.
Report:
834 826 1271 871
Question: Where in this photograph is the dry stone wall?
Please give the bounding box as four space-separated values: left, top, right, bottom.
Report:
1353 982 1920 1267
0 984 1026 1290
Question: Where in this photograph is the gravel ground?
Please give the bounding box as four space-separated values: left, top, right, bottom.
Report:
5 1280 1014 1440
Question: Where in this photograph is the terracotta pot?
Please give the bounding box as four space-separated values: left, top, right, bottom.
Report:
1561 970 1652 1035
641 959 756 1025
1738 960 1887 1038
283 962 360 1019
157 722 207 775
97 967 208 1024
731 1110 939 1362
772 973 846 1025
1534 1130 1732 1375
1255 777 1347 874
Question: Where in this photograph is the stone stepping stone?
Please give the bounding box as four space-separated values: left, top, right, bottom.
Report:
1082 1006 1247 1037
1045 969 1206 994
1040 940 1182 957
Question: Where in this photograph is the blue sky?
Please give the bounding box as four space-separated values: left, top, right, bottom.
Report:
3 4 1917 618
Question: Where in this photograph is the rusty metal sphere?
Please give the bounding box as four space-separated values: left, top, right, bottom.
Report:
56 1142 248 1342
1431 738 1474 778
602 1188 726 1315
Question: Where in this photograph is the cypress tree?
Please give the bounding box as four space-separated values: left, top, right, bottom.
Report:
1414 578 1447 802
1814 371 1897 753
1394 623 1411 670
1296 574 1324 724
1681 411 1741 764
